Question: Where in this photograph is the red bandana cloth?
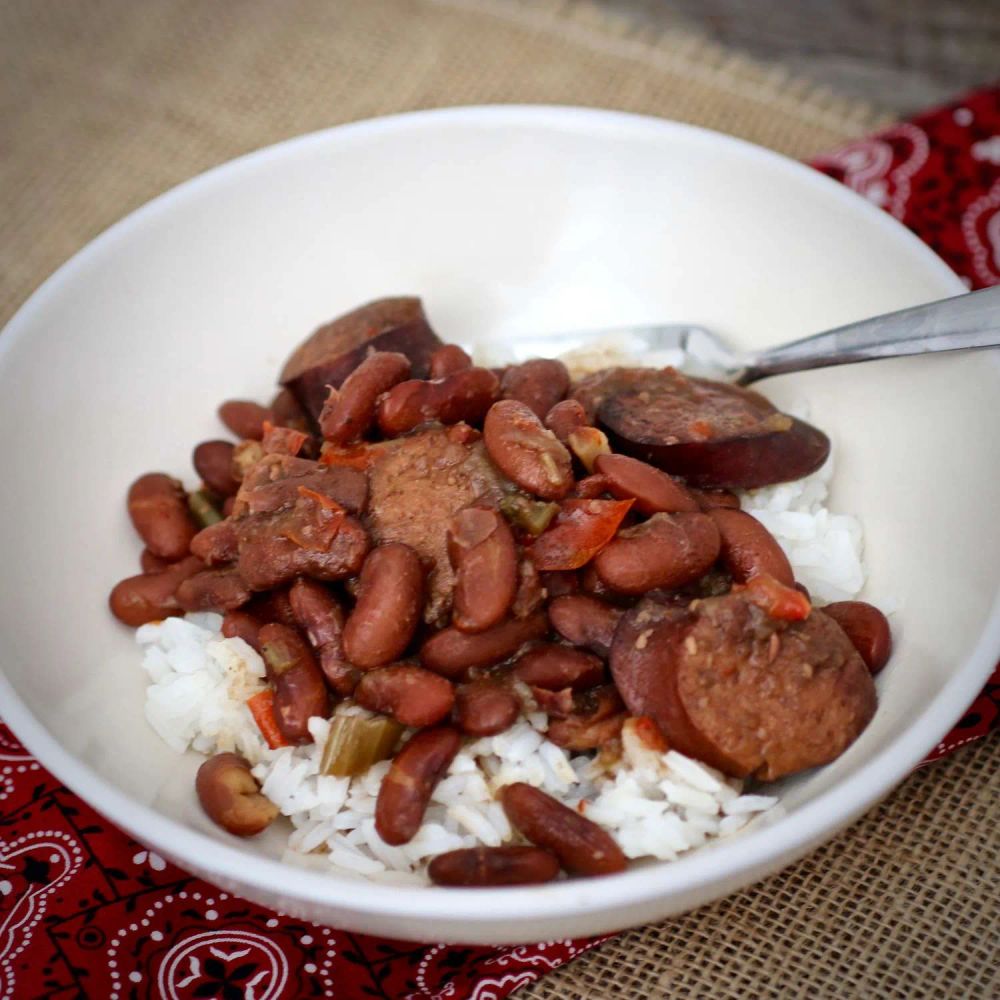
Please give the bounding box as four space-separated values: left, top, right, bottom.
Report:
2 85 998 1000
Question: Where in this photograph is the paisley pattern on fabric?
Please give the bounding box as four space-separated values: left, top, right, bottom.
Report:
814 87 1000 290
2 85 999 1000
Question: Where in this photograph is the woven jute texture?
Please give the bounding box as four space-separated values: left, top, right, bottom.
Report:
1 2 996 997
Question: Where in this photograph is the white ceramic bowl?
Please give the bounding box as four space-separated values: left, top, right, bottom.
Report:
1 107 998 945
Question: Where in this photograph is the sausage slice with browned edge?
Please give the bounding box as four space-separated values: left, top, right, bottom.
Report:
572 367 829 489
280 297 443 420
610 591 876 780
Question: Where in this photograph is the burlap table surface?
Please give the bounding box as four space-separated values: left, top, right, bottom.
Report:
1 2 996 997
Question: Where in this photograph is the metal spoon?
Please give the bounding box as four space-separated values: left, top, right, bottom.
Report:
486 285 1000 384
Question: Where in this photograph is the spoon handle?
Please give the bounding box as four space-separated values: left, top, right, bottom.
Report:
736 285 1000 385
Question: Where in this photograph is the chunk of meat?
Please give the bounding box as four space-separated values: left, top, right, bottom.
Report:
365 427 510 624
232 453 367 519
236 502 369 591
279 297 443 419
609 593 876 780
572 367 829 489
224 454 370 590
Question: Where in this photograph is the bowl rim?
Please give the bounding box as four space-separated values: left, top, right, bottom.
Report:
1 103 996 931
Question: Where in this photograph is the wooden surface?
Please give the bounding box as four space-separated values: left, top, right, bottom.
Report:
603 0 1000 113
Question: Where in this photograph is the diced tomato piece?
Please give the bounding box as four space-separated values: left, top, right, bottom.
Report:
528 498 633 571
319 443 374 470
742 573 811 621
261 421 309 457
247 688 289 749
632 715 669 753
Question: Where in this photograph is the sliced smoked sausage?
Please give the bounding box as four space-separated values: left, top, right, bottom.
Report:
279 297 443 420
610 593 876 780
572 367 829 489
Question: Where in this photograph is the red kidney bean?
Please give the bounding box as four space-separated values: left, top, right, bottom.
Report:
376 368 500 436
428 845 561 886
539 571 579 599
484 400 574 500
452 677 521 736
342 544 425 668
222 609 265 652
429 344 473 380
376 727 462 845
193 440 240 498
355 664 455 727
512 644 604 691
822 601 893 674
319 351 412 444
175 568 252 612
594 511 721 595
140 548 171 574
544 398 589 443
258 623 331 744
594 453 699 514
546 685 626 751
707 507 794 586
501 359 570 420
448 508 518 633
196 753 279 837
108 556 204 626
690 487 741 511
419 611 549 679
288 577 358 695
127 473 199 560
218 399 271 441
189 518 239 565
270 387 310 431
570 474 612 500
501 782 626 876
548 595 623 657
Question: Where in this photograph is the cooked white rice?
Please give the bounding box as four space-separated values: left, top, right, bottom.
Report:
136 348 866 881
138 613 780 881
